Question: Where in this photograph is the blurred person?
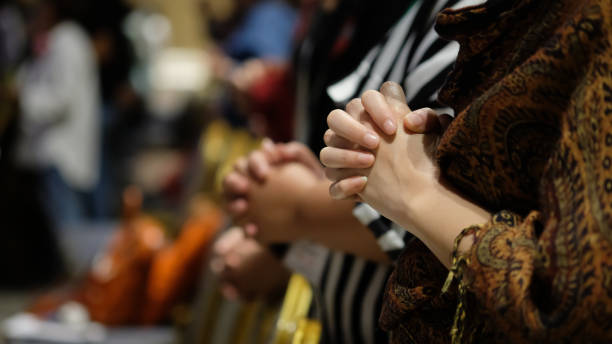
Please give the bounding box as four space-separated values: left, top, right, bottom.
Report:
16 0 101 227
222 0 297 63
0 0 25 139
86 0 141 219
0 0 26 76
0 0 65 287
205 0 298 62
221 0 468 342
204 0 299 138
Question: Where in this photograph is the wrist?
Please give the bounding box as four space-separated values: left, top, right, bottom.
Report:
397 170 439 233
402 175 491 267
290 178 328 241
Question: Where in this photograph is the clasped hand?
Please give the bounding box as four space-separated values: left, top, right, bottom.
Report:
320 82 451 230
222 139 324 243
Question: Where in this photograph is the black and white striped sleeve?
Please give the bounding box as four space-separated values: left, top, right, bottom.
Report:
352 203 410 261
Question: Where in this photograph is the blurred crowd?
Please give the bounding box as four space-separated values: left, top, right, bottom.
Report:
0 0 306 335
0 0 300 284
0 0 611 343
0 0 363 340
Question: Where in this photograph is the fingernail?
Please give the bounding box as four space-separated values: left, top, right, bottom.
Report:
383 119 397 135
381 81 405 101
405 112 424 129
324 130 333 143
262 137 273 147
351 176 368 192
330 184 343 200
357 153 374 165
363 132 379 148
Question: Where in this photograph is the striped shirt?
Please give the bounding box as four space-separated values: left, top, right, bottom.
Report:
287 0 485 343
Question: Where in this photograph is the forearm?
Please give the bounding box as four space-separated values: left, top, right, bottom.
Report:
400 177 491 269
295 179 390 263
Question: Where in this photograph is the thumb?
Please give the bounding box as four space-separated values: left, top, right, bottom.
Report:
379 81 411 121
403 108 440 134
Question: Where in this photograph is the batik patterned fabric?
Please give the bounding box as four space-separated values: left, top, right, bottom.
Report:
382 0 612 342
379 239 457 344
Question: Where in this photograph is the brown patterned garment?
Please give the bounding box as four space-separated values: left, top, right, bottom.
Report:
380 239 457 344
381 0 612 342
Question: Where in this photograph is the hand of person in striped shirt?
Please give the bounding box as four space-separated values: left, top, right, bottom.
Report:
222 140 390 263
223 140 324 237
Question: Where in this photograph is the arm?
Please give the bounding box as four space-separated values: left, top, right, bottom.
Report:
223 140 388 262
294 177 390 263
323 81 612 341
245 163 389 263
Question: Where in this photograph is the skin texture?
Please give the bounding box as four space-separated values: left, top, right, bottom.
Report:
222 141 389 263
210 227 291 301
321 82 490 267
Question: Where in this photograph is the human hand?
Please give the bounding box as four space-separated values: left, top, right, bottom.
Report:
242 162 321 244
222 139 324 235
207 46 234 81
321 81 451 199
229 58 269 94
222 138 284 236
210 227 291 301
322 82 446 228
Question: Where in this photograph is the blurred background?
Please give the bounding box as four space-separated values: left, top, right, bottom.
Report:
0 0 309 342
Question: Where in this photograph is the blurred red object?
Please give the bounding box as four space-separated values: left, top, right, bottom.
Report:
247 64 295 142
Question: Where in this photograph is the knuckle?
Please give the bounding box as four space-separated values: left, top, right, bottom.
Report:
285 142 299 150
346 98 362 112
320 147 336 166
248 151 262 166
252 150 264 159
327 109 344 125
224 173 238 187
323 129 334 144
361 89 378 99
247 152 257 163
381 80 398 90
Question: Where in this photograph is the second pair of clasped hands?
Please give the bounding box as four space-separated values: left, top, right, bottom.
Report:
321 81 490 268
